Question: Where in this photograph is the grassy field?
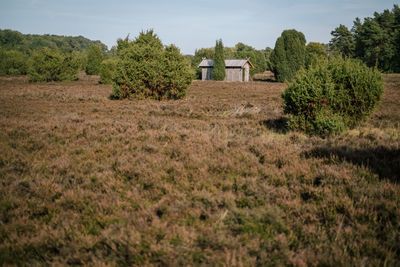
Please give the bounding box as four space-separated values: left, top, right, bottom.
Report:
0 74 399 265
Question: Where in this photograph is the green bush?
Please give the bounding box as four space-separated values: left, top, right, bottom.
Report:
270 29 306 82
111 30 193 100
27 48 79 82
282 57 383 136
305 42 327 69
0 50 28 75
85 45 103 75
99 59 117 84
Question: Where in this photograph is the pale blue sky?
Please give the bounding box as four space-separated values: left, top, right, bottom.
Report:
0 0 398 54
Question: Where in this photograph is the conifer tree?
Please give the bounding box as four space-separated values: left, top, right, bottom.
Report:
213 39 225 81
330 24 355 58
270 29 306 82
111 30 193 100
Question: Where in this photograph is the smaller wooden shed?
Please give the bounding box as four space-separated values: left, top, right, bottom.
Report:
198 58 254 82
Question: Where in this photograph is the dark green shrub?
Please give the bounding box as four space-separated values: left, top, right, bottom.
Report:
270 29 306 82
99 59 117 84
282 57 383 136
213 39 225 81
85 45 103 75
0 50 27 75
27 48 79 82
111 30 193 100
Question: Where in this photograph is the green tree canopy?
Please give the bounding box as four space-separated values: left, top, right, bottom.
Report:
330 24 355 58
330 4 400 72
0 49 28 75
234 42 267 75
0 29 108 54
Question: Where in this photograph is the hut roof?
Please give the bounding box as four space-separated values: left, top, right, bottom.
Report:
198 59 254 68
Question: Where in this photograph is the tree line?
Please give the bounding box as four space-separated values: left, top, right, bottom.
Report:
330 4 400 73
0 29 107 53
0 29 112 78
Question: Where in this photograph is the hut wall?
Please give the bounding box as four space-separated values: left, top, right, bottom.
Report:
225 68 243 82
202 68 212 81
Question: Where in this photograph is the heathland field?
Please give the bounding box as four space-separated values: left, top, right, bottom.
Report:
0 74 399 265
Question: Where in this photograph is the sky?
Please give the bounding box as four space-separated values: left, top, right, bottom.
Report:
0 0 398 54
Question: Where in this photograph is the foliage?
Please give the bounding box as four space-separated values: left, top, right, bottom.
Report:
305 42 328 68
27 48 79 82
85 45 104 75
99 59 117 84
234 43 267 76
330 4 400 73
329 24 355 58
72 51 88 71
282 57 383 136
111 30 193 100
104 45 118 60
213 39 226 81
0 29 108 53
270 29 306 82
263 47 273 71
0 49 28 75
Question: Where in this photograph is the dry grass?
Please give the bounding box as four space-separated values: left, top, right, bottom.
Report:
0 74 399 265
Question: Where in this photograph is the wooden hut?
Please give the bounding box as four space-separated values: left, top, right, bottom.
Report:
198 58 254 82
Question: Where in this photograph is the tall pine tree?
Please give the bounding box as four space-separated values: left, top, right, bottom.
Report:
330 24 355 58
213 39 225 81
330 4 400 72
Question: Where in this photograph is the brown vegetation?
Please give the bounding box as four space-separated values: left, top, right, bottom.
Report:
0 74 399 265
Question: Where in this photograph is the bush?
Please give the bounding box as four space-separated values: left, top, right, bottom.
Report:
305 42 327 69
85 45 103 75
282 57 383 136
27 48 79 82
99 59 117 84
270 29 306 82
111 30 193 100
0 50 28 75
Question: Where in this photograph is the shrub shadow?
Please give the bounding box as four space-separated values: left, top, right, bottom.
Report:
304 146 400 183
252 78 278 83
259 117 290 134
